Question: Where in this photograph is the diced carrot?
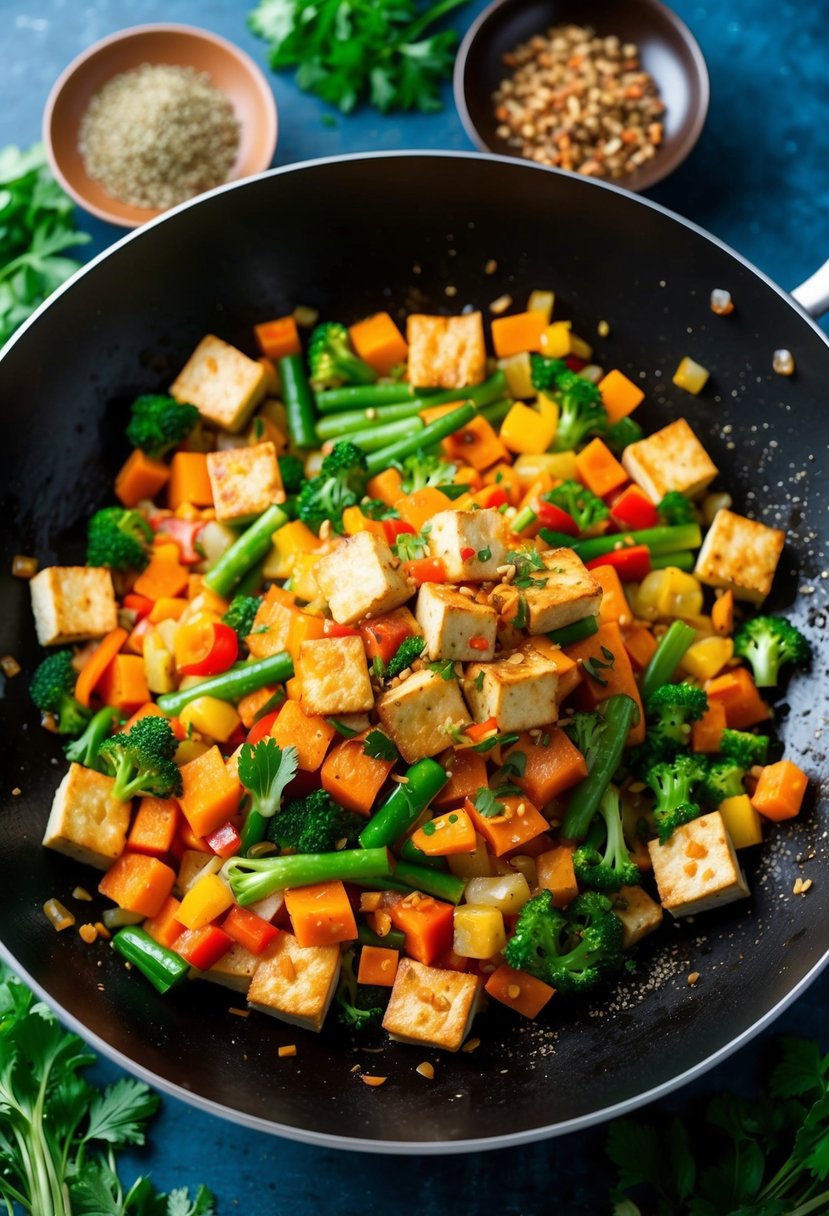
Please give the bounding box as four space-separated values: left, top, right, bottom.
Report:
254 315 301 360
465 794 549 858
394 487 454 531
575 438 628 499
410 809 477 857
123 702 167 732
485 962 555 1018
388 895 455 965
342 505 386 537
321 733 395 817
465 718 499 744
168 452 213 510
98 852 176 918
178 745 243 838
504 729 588 806
528 636 582 701
751 760 808 821
598 369 645 424
357 945 399 987
536 845 579 908
148 596 189 623
284 881 357 947
360 607 416 664
367 467 405 506
75 627 129 707
98 654 151 714
115 448 170 508
286 612 327 661
237 686 279 729
222 904 280 955
592 565 631 626
133 546 188 601
127 796 180 856
177 821 212 854
712 590 734 636
441 415 508 471
483 462 521 503
565 621 645 744
705 668 771 729
491 311 547 358
125 617 152 656
348 312 407 376
692 701 727 753
433 748 488 810
622 623 657 672
143 895 185 949
271 700 335 771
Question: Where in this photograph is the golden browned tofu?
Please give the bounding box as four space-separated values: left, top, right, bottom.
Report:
382 958 480 1052
376 669 468 763
647 811 750 918
415 582 497 662
611 885 663 948
203 943 260 993
30 566 118 646
315 532 412 625
299 635 374 716
694 508 785 603
622 417 718 501
206 441 284 522
406 312 487 389
490 547 602 635
42 764 130 870
170 334 267 433
463 642 559 733
247 932 341 1032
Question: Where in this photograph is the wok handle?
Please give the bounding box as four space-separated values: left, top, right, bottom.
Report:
791 259 829 318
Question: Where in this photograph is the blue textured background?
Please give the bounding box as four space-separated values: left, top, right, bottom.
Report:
2 0 828 1208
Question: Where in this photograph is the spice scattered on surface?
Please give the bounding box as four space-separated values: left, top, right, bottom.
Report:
78 64 240 210
773 348 795 376
462 1037 481 1053
278 1044 297 1057
710 288 734 315
360 1074 387 1087
687 971 700 986
79 923 99 944
72 886 93 902
43 898 75 932
492 25 665 179
416 1061 435 1080
1 655 21 678
12 554 38 579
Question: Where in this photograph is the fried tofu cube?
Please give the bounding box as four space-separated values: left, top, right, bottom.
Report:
612 885 663 948
621 417 718 501
30 566 118 646
376 669 468 763
42 763 130 870
382 958 480 1052
647 810 750 918
203 943 260 994
315 532 412 625
406 312 487 389
464 641 559 732
694 508 785 604
170 334 267 433
206 441 284 523
415 582 497 662
490 547 602 635
247 932 341 1033
427 508 510 582
299 635 374 716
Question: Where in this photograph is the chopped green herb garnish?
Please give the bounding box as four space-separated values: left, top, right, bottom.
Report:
429 659 458 681
583 646 616 686
327 718 359 738
477 546 492 562
363 729 399 761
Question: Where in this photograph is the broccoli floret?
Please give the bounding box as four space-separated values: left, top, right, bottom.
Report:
64 706 120 770
530 356 608 451
529 354 568 392
98 716 182 801
125 393 200 459
573 785 641 891
308 322 377 390
604 416 644 456
86 507 153 571
385 635 426 680
657 491 697 526
504 888 623 995
296 440 369 533
29 651 91 736
733 615 810 688
266 787 363 853
720 728 769 769
542 480 609 535
699 760 746 809
397 451 458 495
334 948 386 1031
643 683 709 760
278 453 306 495
643 754 708 843
561 711 606 768
222 595 262 644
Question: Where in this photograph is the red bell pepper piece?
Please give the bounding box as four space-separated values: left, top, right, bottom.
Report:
247 710 280 745
123 593 154 620
402 557 448 584
155 517 205 565
323 619 361 638
586 545 651 582
177 925 233 970
460 546 476 561
537 500 580 536
465 716 499 743
178 621 239 677
382 519 416 544
477 485 508 509
609 485 659 532
222 905 279 955
565 355 586 372
468 635 491 651
360 615 414 664
206 821 242 859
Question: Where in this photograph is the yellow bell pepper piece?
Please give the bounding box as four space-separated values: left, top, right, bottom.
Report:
637 568 704 620
175 737 212 766
680 636 734 681
513 450 578 485
177 873 235 931
148 597 189 623
263 520 318 581
673 356 710 394
179 696 241 743
497 352 535 399
719 795 764 849
452 905 507 959
499 402 557 455
289 552 321 602
143 627 176 694
539 320 572 358
527 290 554 324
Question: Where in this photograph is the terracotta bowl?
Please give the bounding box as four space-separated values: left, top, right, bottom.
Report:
43 23 278 228
454 0 709 192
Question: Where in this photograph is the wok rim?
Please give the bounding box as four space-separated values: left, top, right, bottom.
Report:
2 149 828 1153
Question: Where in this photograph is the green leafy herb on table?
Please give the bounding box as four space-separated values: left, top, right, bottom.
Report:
248 0 470 115
607 1037 829 1216
0 964 215 1215
0 144 89 346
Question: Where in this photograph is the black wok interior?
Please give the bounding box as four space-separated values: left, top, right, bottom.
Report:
0 153 827 1149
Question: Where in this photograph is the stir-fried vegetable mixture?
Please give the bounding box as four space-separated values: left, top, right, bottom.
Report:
26 293 812 1055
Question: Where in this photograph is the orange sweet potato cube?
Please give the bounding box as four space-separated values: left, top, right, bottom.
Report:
178 745 242 838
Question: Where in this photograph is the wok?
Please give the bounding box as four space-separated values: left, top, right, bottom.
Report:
1 152 827 1153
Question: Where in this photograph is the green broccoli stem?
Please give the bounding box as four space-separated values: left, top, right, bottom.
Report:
393 861 466 904
357 923 406 950
547 523 702 562
225 847 393 906
279 355 317 448
111 926 190 994
649 550 695 571
352 417 423 452
365 403 477 476
316 398 431 439
316 384 416 413
641 620 697 702
562 695 639 840
64 705 120 768
478 397 512 427
547 615 599 647
397 835 448 870
203 504 288 597
156 652 293 716
359 758 448 849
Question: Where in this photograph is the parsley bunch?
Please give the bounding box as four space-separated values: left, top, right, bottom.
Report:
248 0 470 114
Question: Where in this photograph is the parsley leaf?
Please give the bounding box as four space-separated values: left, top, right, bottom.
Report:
499 749 526 779
363 729 399 761
429 658 458 680
472 786 505 818
505 546 548 588
583 646 616 686
237 738 299 818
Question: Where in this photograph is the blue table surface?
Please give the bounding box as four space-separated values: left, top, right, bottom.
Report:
3 0 828 1207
